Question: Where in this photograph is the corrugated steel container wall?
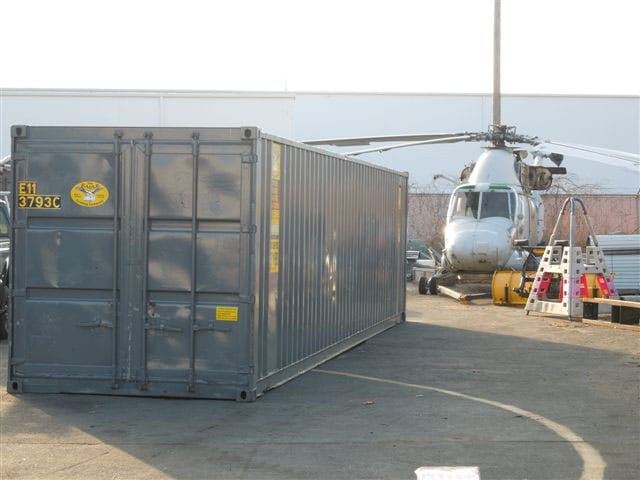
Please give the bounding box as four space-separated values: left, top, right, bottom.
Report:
254 136 407 391
597 234 640 294
597 234 640 251
7 126 407 401
605 254 640 293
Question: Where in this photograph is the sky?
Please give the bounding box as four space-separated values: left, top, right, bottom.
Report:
1 0 639 95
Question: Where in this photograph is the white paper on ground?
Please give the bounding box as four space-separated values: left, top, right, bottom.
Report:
415 466 480 480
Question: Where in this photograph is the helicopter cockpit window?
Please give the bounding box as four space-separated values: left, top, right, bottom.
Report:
450 191 480 219
479 191 515 219
450 190 517 220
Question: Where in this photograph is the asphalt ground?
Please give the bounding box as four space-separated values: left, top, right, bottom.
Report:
1 287 638 479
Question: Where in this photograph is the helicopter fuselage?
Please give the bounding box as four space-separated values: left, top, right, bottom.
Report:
441 148 544 273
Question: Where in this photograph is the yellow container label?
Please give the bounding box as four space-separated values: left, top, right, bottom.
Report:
216 306 238 322
271 144 281 181
270 143 282 273
18 181 37 195
270 239 280 273
70 181 109 207
271 209 280 227
17 181 62 209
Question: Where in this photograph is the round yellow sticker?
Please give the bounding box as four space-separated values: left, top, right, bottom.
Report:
70 181 110 207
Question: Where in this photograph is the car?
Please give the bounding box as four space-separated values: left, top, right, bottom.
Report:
406 239 441 294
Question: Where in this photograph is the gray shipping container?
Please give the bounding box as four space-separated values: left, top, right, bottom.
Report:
8 126 407 400
597 234 640 294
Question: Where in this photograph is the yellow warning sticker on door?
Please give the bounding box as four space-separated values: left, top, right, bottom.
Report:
70 181 109 207
216 306 238 322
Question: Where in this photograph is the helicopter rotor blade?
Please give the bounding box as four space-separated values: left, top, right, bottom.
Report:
345 135 476 156
302 133 471 147
533 141 640 171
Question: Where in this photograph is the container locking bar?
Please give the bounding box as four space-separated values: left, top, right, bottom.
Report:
78 319 114 329
140 132 153 389
193 324 231 333
111 130 122 389
144 323 183 333
188 132 200 393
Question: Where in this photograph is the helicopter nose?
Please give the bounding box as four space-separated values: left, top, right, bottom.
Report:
473 228 512 263
444 227 475 269
445 224 512 272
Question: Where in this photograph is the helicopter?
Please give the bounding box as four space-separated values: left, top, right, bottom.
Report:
302 0 640 294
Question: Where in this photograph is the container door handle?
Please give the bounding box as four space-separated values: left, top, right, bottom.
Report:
78 318 114 329
144 323 183 333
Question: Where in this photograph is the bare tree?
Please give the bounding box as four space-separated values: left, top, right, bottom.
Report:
408 180 451 249
542 174 603 246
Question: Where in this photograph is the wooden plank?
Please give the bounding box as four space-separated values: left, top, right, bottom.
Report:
583 319 640 332
582 298 640 308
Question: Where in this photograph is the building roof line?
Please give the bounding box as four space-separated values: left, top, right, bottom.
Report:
1 88 638 100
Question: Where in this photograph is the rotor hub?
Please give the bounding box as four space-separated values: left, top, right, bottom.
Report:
484 125 538 147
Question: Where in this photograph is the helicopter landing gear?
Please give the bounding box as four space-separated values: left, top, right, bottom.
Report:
428 277 438 295
417 275 439 295
418 276 428 295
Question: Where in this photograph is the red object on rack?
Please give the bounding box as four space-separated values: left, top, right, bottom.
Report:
537 273 552 298
580 274 590 298
596 275 611 298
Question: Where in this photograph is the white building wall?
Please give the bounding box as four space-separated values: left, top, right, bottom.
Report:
1 89 638 192
0 89 296 144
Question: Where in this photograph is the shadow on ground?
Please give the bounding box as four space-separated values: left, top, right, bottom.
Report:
1 321 639 479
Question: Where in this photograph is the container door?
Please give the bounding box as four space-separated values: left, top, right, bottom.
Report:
139 135 254 393
11 127 122 384
11 127 255 396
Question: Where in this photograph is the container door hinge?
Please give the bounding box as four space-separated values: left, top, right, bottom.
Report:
242 154 258 164
239 294 255 305
241 224 257 234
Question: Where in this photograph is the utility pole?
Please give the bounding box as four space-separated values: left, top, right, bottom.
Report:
493 0 501 126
